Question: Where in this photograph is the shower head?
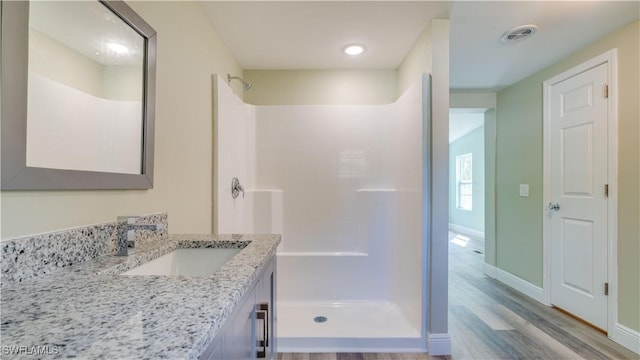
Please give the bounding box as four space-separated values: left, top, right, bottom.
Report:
227 74 253 92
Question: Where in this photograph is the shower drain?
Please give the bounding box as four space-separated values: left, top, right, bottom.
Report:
313 316 328 323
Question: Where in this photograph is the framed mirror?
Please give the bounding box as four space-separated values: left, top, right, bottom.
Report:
1 0 157 190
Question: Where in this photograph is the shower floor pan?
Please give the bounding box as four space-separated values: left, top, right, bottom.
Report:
277 301 424 352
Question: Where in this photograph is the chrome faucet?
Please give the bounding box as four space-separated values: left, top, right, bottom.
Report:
116 216 164 256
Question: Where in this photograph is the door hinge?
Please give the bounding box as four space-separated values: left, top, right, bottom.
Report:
605 184 609 197
604 84 609 99
604 282 609 296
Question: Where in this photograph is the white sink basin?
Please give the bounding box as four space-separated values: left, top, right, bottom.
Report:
122 248 242 276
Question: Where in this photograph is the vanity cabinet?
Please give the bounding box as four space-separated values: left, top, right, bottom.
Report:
256 257 276 359
200 256 276 360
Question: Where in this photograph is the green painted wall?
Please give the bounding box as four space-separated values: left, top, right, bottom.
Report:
496 77 544 286
496 20 639 332
449 125 485 233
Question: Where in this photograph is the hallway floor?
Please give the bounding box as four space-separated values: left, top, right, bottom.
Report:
277 232 638 360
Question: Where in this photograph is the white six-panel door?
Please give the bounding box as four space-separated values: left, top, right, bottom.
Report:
549 62 608 330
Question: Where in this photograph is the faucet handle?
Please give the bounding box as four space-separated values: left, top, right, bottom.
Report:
117 216 164 230
231 177 245 199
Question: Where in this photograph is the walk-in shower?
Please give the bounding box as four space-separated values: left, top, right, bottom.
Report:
213 73 430 352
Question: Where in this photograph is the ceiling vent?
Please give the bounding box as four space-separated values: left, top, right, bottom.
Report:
501 24 538 43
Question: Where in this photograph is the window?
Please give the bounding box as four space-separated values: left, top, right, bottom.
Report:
456 153 472 211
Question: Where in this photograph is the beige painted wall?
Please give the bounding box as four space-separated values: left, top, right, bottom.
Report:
496 20 639 331
397 24 432 98
102 65 143 101
29 28 104 98
29 29 143 101
243 70 397 105
1 1 243 239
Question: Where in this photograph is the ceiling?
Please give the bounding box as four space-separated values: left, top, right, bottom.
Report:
449 1 639 90
200 2 449 70
200 1 639 91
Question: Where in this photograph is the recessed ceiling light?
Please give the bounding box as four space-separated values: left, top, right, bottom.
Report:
501 24 538 43
107 42 129 55
343 44 366 56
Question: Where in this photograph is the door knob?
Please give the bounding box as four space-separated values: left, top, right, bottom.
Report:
548 202 560 211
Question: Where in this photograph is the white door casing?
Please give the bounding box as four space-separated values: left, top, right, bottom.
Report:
549 62 608 330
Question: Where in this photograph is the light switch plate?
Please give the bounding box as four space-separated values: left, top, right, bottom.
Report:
519 184 529 197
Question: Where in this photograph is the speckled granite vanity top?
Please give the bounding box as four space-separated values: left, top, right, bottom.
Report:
0 234 280 359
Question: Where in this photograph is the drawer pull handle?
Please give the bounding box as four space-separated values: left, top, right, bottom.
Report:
256 302 269 358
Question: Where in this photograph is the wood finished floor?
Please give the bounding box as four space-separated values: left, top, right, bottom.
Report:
277 232 639 360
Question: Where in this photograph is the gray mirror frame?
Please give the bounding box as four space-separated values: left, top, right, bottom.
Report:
1 0 157 190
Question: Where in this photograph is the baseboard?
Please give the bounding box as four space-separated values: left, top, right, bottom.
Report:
611 323 640 354
448 223 485 239
427 333 451 356
483 263 497 279
494 267 545 304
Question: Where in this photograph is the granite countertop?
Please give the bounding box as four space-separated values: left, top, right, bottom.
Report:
0 234 280 359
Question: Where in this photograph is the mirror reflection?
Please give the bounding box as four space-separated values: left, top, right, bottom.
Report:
26 1 145 174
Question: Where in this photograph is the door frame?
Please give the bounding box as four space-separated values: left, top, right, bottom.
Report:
542 49 618 334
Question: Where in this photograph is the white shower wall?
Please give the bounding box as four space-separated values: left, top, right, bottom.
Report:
255 80 423 326
27 73 143 174
214 75 427 350
215 75 256 234
387 84 424 332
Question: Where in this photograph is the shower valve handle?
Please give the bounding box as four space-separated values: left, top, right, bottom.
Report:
231 177 245 199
